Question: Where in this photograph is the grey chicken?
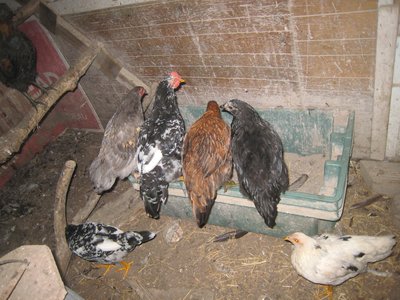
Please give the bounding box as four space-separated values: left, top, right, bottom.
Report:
89 86 146 194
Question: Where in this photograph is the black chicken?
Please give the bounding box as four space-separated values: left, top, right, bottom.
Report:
89 86 146 194
221 99 289 228
0 3 42 107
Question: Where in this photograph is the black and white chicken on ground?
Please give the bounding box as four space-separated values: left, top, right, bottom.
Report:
220 99 289 228
89 86 146 194
285 232 396 298
66 222 156 277
135 72 185 219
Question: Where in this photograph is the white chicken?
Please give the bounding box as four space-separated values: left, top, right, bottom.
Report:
285 232 396 288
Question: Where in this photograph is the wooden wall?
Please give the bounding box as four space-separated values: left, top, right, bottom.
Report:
60 0 378 158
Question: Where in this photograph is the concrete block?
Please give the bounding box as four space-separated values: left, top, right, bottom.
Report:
360 160 400 197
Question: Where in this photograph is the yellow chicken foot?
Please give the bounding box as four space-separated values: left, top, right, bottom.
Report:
116 261 133 279
314 284 333 300
95 264 115 276
223 180 237 192
177 176 184 181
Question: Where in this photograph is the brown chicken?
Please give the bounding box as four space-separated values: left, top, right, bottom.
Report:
182 101 232 227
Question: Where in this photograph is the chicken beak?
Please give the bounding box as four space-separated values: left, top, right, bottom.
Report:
284 236 290 242
180 78 185 83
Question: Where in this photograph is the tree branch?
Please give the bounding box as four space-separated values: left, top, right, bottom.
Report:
54 160 76 278
0 47 100 165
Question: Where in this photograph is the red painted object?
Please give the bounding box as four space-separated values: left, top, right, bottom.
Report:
0 19 103 187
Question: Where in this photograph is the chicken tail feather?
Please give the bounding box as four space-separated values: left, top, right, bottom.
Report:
89 157 116 194
253 191 280 228
136 231 157 243
190 192 214 228
194 205 212 228
140 182 168 219
144 200 161 219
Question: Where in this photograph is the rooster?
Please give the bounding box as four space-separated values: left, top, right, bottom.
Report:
89 86 146 194
220 99 289 228
66 222 156 277
182 101 232 227
285 232 396 298
135 72 185 219
0 3 43 107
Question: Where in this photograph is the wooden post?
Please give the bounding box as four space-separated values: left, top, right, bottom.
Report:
386 35 400 159
371 0 399 160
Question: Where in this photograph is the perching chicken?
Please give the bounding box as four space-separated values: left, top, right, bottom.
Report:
182 101 232 228
66 222 156 277
0 4 42 107
285 232 396 288
220 99 289 228
135 72 185 218
89 86 146 194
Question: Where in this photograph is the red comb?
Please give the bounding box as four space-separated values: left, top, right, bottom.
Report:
170 71 181 78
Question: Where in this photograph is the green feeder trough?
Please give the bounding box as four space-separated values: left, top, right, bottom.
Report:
131 106 354 237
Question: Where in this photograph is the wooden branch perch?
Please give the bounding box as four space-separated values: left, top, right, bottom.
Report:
54 160 76 277
72 192 101 224
0 47 99 165
13 0 40 26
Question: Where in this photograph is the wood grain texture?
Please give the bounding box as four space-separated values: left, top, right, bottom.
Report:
59 0 380 158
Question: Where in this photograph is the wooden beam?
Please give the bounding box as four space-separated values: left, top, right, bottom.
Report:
38 3 151 92
386 35 400 159
371 1 399 160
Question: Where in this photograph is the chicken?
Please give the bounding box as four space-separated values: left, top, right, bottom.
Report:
66 222 156 277
0 3 42 107
182 101 232 228
285 232 396 298
89 86 146 194
220 99 289 228
135 72 185 219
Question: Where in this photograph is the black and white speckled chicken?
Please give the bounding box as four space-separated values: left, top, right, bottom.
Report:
0 3 42 107
221 99 289 228
65 222 156 277
89 86 146 194
135 72 185 219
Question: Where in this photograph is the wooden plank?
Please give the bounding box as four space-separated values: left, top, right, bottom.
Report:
294 12 377 40
304 77 372 93
371 2 399 160
59 0 289 28
76 15 291 40
38 3 150 92
38 2 57 34
302 55 375 78
291 0 377 16
386 35 400 159
360 160 400 196
297 39 376 56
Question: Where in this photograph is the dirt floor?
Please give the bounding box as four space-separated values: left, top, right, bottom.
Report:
0 129 399 300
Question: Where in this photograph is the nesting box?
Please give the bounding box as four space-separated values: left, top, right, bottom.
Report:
132 107 354 237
